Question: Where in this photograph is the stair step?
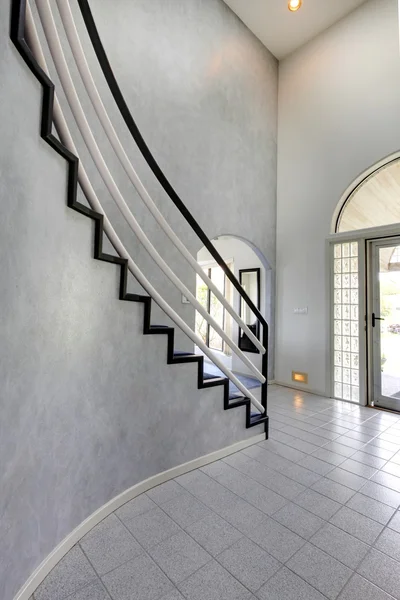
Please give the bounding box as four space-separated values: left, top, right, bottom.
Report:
251 412 262 419
228 391 244 400
171 352 200 364
203 376 225 385
250 413 268 425
148 324 173 335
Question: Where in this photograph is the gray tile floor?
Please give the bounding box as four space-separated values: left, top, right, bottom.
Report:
32 385 400 600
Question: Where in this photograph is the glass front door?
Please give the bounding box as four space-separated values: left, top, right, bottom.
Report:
370 238 400 411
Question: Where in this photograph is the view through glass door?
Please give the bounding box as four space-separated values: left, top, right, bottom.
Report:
195 262 233 356
369 237 400 411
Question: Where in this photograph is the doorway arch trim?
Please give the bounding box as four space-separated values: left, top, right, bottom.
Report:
331 151 400 234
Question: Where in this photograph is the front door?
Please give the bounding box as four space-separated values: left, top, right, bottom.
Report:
369 237 400 411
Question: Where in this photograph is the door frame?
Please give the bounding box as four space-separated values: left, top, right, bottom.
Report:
328 223 400 407
366 235 400 410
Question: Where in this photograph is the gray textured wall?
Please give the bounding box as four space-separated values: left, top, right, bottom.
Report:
0 1 277 598
85 0 278 257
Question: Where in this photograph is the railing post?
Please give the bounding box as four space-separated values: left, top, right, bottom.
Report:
261 322 269 437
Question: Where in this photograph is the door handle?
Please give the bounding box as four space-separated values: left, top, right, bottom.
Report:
372 313 385 328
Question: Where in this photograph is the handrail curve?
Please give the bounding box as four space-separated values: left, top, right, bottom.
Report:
34 0 265 383
76 0 269 412
77 0 269 336
24 0 265 413
54 0 265 356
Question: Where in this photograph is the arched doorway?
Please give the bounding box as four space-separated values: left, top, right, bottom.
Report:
195 235 273 380
330 154 400 410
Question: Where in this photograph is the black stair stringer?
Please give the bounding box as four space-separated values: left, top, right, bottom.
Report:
10 0 268 435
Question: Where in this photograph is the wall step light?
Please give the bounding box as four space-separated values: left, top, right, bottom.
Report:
292 371 308 384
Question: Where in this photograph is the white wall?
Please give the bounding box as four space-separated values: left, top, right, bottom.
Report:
198 236 274 378
276 0 400 395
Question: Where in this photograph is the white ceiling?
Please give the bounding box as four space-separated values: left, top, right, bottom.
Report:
223 0 368 59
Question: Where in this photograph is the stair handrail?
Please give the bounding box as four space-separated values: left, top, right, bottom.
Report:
24 0 265 414
76 0 269 413
53 0 265 356
34 0 265 384
76 0 269 348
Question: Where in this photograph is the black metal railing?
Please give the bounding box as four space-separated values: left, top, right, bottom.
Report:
77 0 268 418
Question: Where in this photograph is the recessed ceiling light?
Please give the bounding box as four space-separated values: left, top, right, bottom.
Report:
288 0 302 11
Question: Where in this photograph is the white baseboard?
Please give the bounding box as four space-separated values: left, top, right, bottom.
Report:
273 381 331 398
14 433 265 600
272 382 368 408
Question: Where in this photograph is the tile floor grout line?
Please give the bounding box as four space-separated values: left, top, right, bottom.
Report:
356 477 400 507
350 543 380 591
98 578 114 600
226 446 369 501
220 456 308 500
342 497 397 527
280 424 378 452
77 544 114 600
172 463 289 526
281 494 371 576
283 551 352 600
165 474 296 571
268 431 351 457
202 464 320 529
144 498 276 598
207 534 304 597
369 511 400 563
313 469 393 507
274 427 335 448
145 469 328 598
284 537 360 584
197 454 383 584
263 562 334 600
114 474 302 598
333 568 397 600
240 446 326 487
111 509 213 599
34 569 110 600
204 463 342 537
205 452 300 503
257 439 339 468
270 422 399 463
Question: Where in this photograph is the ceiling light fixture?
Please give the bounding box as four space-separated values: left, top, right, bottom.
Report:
288 0 302 11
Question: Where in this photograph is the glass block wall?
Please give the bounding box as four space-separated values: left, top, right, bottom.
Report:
333 242 360 402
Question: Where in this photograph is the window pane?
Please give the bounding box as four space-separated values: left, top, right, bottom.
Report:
334 244 342 258
342 243 350 258
333 242 361 402
209 266 225 351
195 274 208 345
